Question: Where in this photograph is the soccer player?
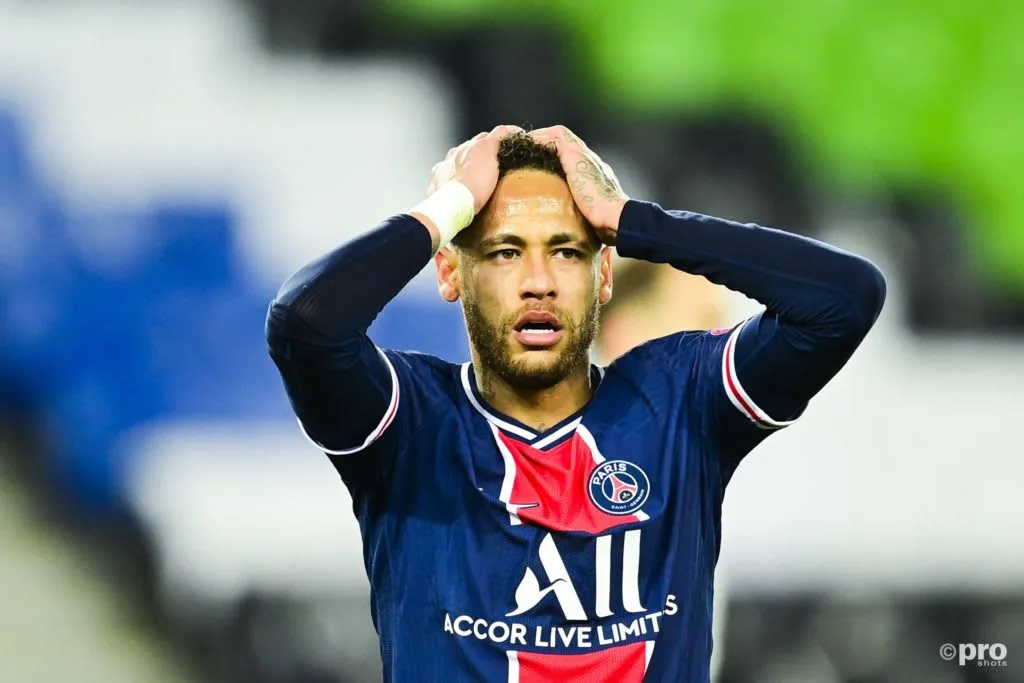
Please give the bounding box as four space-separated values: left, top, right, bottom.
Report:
266 125 886 682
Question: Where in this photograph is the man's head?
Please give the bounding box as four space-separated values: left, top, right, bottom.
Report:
435 132 613 390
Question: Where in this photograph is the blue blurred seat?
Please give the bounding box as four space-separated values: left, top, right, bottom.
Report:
140 201 241 292
27 199 286 516
0 124 468 520
44 282 286 516
142 285 287 420
0 189 79 411
0 105 34 192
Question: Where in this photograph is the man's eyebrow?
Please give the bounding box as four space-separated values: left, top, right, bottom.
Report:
476 232 588 251
547 232 586 248
477 234 527 251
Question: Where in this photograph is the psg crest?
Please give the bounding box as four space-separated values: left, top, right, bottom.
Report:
588 460 650 515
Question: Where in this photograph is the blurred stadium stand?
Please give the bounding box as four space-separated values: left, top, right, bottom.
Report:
0 1 1020 682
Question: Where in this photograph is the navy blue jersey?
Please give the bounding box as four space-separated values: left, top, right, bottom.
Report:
267 200 886 682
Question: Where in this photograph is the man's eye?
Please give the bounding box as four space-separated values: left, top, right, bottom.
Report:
491 249 519 261
555 248 583 260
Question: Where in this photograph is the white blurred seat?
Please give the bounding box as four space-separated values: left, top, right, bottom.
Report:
124 420 370 616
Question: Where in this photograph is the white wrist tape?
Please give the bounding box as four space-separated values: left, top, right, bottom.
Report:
412 181 476 249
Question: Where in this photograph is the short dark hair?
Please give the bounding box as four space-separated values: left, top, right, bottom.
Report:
453 132 566 249
497 131 564 180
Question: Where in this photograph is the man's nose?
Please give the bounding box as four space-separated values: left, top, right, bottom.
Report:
519 253 556 300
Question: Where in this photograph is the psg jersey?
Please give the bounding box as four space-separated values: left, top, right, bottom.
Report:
301 322 784 682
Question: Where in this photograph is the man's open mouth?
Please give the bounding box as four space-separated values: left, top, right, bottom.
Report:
513 311 564 347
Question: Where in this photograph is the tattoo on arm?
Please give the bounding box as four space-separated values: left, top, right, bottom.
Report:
572 158 621 204
570 175 594 206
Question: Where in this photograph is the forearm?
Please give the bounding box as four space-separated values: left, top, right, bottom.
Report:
270 214 433 341
614 200 886 333
615 199 886 432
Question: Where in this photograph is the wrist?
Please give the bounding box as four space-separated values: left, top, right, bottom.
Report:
593 198 628 245
409 181 476 251
607 198 628 230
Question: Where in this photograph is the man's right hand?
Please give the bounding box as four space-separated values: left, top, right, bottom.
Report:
427 124 524 214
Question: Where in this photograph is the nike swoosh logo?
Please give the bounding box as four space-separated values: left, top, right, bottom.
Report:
507 502 540 515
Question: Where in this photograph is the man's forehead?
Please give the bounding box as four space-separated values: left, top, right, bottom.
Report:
474 171 590 243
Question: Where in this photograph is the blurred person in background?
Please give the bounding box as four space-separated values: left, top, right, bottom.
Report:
596 261 725 362
266 125 886 682
594 260 729 682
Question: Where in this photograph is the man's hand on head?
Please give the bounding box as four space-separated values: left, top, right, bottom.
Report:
528 126 629 245
414 125 524 252
428 124 525 213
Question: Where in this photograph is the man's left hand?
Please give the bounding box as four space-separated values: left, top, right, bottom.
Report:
529 126 629 245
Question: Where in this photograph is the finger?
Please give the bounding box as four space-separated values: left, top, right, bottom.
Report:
527 128 567 146
529 125 586 146
488 124 525 139
529 135 568 158
530 134 583 162
456 137 480 154
561 127 590 152
528 129 557 142
491 124 524 134
528 125 561 138
445 131 487 160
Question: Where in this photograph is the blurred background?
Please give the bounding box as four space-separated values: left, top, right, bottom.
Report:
0 0 1021 681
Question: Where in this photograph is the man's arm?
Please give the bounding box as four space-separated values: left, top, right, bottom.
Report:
530 125 886 463
266 125 521 455
613 201 886 442
266 215 433 454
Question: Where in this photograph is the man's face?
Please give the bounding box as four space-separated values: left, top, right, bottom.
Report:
436 170 613 390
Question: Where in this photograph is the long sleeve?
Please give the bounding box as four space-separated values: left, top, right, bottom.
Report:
614 199 886 462
266 214 433 455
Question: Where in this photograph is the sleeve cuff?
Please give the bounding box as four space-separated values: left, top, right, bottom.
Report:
298 348 401 454
721 319 800 430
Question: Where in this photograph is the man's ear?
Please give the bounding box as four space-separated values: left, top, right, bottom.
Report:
436 247 461 303
598 246 613 306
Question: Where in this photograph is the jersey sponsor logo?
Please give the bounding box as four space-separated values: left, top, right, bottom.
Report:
588 461 650 515
443 530 679 651
506 531 643 621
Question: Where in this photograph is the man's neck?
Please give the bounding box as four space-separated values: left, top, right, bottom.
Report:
474 363 593 433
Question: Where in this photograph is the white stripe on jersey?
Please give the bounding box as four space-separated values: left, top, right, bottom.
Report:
461 363 537 440
491 422 525 526
720 319 798 430
531 417 582 449
506 650 520 683
298 347 400 454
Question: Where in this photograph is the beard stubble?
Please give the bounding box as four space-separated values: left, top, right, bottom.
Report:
462 294 600 391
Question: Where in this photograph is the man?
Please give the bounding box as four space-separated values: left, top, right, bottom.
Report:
266 125 886 682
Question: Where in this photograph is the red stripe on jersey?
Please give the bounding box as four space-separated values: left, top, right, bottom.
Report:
514 641 647 683
722 322 793 429
499 432 641 534
722 329 764 425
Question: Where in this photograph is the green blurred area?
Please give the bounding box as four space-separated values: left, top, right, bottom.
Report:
384 0 1024 290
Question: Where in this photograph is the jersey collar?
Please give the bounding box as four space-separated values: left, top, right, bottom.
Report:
460 362 605 450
